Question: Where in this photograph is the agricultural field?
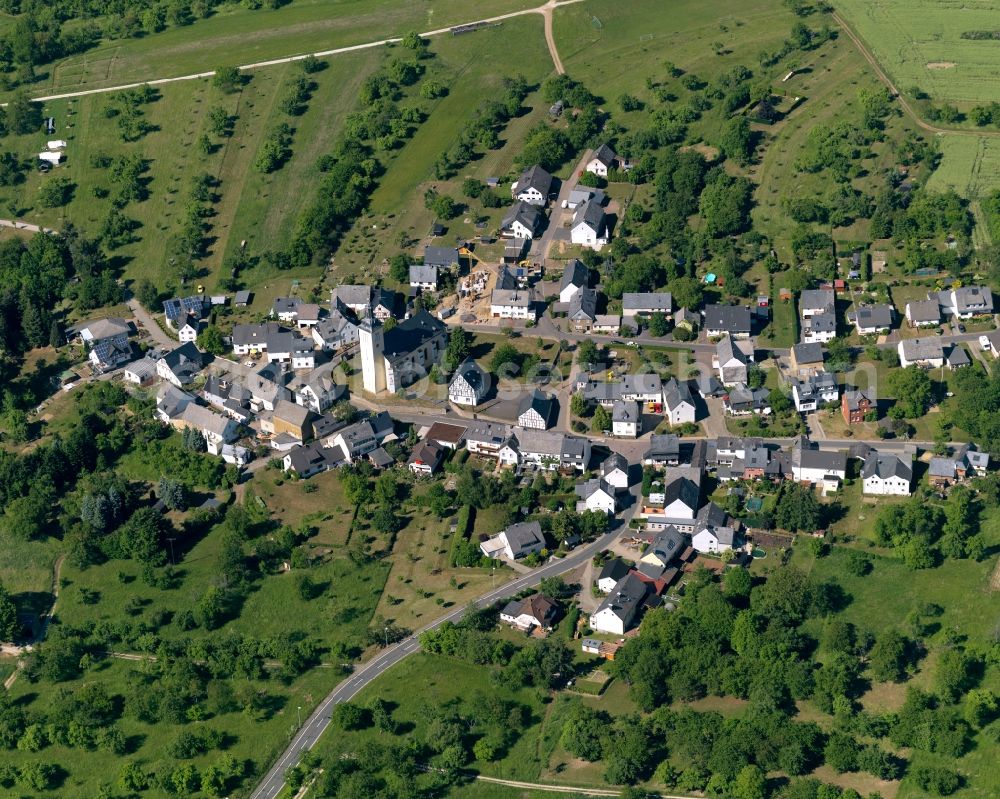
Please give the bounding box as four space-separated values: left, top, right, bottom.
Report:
31 0 541 95
832 0 1000 106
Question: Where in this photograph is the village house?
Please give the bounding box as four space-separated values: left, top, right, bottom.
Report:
929 444 990 489
500 594 559 632
848 304 894 335
791 372 839 413
643 434 681 467
511 164 554 206
841 388 874 425
423 245 459 271
312 309 359 351
799 289 835 318
593 314 621 335
163 295 208 330
905 299 941 328
570 200 609 250
600 452 630 490
790 342 824 376
271 297 301 322
802 312 836 344
723 384 771 416
123 356 158 387
371 288 396 321
332 285 372 315
409 263 439 292
269 399 313 442
567 186 604 210
156 342 204 388
715 335 753 386
559 259 589 304
586 143 621 177
490 288 536 320
517 389 555 430
704 304 752 339
663 378 697 426
862 450 913 496
284 441 338 478
327 413 394 463
69 317 133 373
463 421 512 459
935 285 994 319
637 526 684 579
408 441 446 476
622 292 672 326
480 521 546 560
898 338 970 370
692 522 737 554
176 314 201 343
232 323 315 369
289 367 342 413
791 436 846 487
498 429 590 472
597 558 632 593
567 287 599 332
501 201 545 239
424 422 466 451
612 399 641 437
590 573 651 635
575 478 618 514
449 359 490 406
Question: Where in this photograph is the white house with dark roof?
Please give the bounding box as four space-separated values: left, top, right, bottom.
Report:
906 299 941 328
612 399 641 437
791 372 839 413
163 296 208 329
571 200 609 250
800 289 835 318
491 288 536 320
409 263 438 291
331 285 371 315
715 335 753 386
663 378 696 425
862 450 913 496
500 594 559 631
936 285 993 319
575 478 618 514
423 246 459 270
692 523 736 554
559 259 589 304
517 389 555 429
849 304 894 335
480 521 546 560
622 292 672 323
590 573 648 635
312 310 358 351
511 164 554 206
156 342 204 388
802 312 836 344
502 201 545 239
600 452 630 490
586 143 620 177
704 304 752 339
272 297 302 322
449 359 489 406
791 436 846 485
643 434 681 467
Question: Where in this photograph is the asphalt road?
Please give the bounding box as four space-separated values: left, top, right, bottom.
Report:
249 491 638 799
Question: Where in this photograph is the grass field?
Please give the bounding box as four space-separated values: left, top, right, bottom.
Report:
832 0 1000 105
32 0 541 95
926 135 1000 200
553 0 794 109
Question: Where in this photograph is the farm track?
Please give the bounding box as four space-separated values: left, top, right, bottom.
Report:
831 11 1000 139
20 0 582 105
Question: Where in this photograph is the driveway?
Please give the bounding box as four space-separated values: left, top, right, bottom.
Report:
127 298 174 349
532 148 593 265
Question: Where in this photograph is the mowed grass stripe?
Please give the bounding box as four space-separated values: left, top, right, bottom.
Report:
36 0 541 95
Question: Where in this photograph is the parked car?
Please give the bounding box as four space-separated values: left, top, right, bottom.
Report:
980 335 992 351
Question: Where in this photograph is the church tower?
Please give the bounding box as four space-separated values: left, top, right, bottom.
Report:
359 310 385 394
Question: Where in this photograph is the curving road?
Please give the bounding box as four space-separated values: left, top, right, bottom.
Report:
250 485 640 799
27 0 582 105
